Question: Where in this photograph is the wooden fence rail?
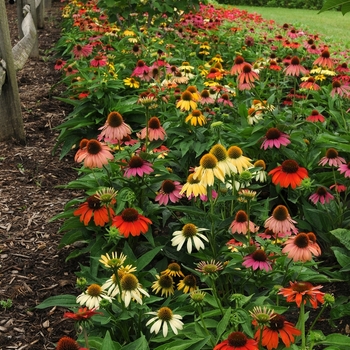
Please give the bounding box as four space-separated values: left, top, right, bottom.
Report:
0 0 51 144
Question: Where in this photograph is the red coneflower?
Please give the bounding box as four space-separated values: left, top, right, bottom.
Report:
238 64 259 88
98 112 132 144
56 336 83 350
54 58 66 70
131 59 149 77
72 43 93 58
74 195 115 227
214 331 258 350
268 60 281 71
74 139 114 168
279 281 325 308
330 80 350 98
112 208 152 237
300 77 320 91
269 159 308 189
284 56 308 76
63 307 101 321
253 313 301 350
282 232 321 262
90 54 107 67
306 110 325 123
313 49 334 69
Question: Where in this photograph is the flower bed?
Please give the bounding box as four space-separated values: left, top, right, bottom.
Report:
40 1 350 349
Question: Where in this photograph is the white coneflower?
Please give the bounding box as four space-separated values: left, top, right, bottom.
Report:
76 283 113 309
120 273 149 307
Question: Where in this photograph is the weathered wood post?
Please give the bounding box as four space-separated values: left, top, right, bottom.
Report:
0 0 26 145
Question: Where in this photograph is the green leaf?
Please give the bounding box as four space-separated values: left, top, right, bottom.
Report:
317 333 350 348
216 307 231 342
330 228 350 250
319 0 350 13
154 338 210 350
136 246 164 271
101 330 120 350
36 295 77 309
121 335 149 350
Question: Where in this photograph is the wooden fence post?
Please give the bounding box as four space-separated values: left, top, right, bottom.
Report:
0 0 26 145
27 0 39 57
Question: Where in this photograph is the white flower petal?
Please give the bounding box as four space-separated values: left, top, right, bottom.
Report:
162 320 168 337
187 238 193 253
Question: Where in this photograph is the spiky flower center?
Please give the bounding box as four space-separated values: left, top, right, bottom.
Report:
254 159 266 170
161 180 176 194
234 56 244 64
121 273 138 290
252 249 268 261
290 56 300 65
227 332 248 347
182 223 197 237
235 210 248 223
87 284 102 297
107 111 124 127
87 195 101 210
332 81 341 88
190 290 206 303
294 233 310 248
210 144 227 162
202 263 219 274
228 146 244 159
201 90 210 98
87 139 102 155
272 205 289 221
167 262 181 273
191 110 202 117
148 116 161 129
183 275 197 287
76 44 82 51
265 128 281 140
157 307 173 321
79 138 89 149
316 187 327 196
200 154 218 169
292 281 313 292
158 275 174 289
325 148 338 159
128 155 144 168
321 50 330 58
181 91 194 101
121 208 139 222
269 314 285 330
56 336 80 350
137 60 145 67
242 64 252 73
187 173 200 184
307 77 315 83
187 86 198 94
281 159 299 173
311 110 320 116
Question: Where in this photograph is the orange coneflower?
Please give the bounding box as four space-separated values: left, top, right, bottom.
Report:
230 55 247 75
269 159 308 189
313 49 334 69
284 56 308 76
56 336 81 350
138 116 166 141
74 195 115 227
112 208 152 237
264 205 298 237
230 210 259 235
306 109 325 122
214 331 258 350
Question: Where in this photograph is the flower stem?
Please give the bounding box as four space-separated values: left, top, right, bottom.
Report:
299 302 306 350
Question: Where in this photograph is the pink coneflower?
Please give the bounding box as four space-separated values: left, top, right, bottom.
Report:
284 56 308 76
54 59 66 70
282 232 321 262
336 62 350 73
300 77 320 91
261 128 290 150
330 80 350 98
131 60 149 77
309 187 334 205
230 210 259 235
64 65 78 76
98 112 132 144
138 117 166 141
307 44 321 54
155 180 182 205
230 55 247 75
306 110 325 123
264 205 298 237
313 49 334 69
338 162 350 178
319 148 346 167
124 155 153 178
238 64 259 85
217 93 233 107
90 54 107 67
199 89 215 104
330 183 347 192
73 43 93 58
243 249 272 271
74 139 114 169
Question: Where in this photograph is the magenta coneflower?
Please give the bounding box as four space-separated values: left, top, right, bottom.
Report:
319 148 346 167
300 77 320 91
90 54 107 67
138 117 166 141
282 232 321 262
306 110 325 123
73 43 93 58
155 180 182 205
243 249 272 271
230 55 247 75
284 56 308 76
313 49 334 69
124 155 153 178
74 139 114 169
261 128 290 150
309 187 334 205
338 162 350 178
264 205 298 237
131 60 149 77
217 93 233 107
307 44 321 54
330 80 350 98
230 210 259 235
199 89 215 104
98 112 132 144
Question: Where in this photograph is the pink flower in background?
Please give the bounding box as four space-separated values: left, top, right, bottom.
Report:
90 54 107 67
319 148 346 167
309 187 334 205
306 110 325 122
243 249 272 271
73 43 93 58
313 49 334 69
261 128 290 150
132 60 150 77
230 210 259 235
124 156 153 178
338 162 350 178
98 112 132 144
155 180 182 205
138 117 166 141
284 56 308 76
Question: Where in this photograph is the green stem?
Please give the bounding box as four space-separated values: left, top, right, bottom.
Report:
83 326 89 348
197 305 216 347
299 302 306 350
308 303 327 335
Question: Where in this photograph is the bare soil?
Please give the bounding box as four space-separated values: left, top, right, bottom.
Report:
1 1 350 350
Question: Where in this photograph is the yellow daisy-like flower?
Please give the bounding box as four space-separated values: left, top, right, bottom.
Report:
211 54 223 63
180 173 207 198
200 42 211 50
193 153 225 187
123 29 136 37
204 80 219 87
123 77 140 88
152 274 175 297
99 252 127 269
161 262 185 278
227 146 253 174
178 61 195 72
210 144 237 176
185 110 207 126
177 274 198 294
314 74 327 81
176 91 197 111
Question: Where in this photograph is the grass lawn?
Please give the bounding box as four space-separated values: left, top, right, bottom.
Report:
227 5 350 48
